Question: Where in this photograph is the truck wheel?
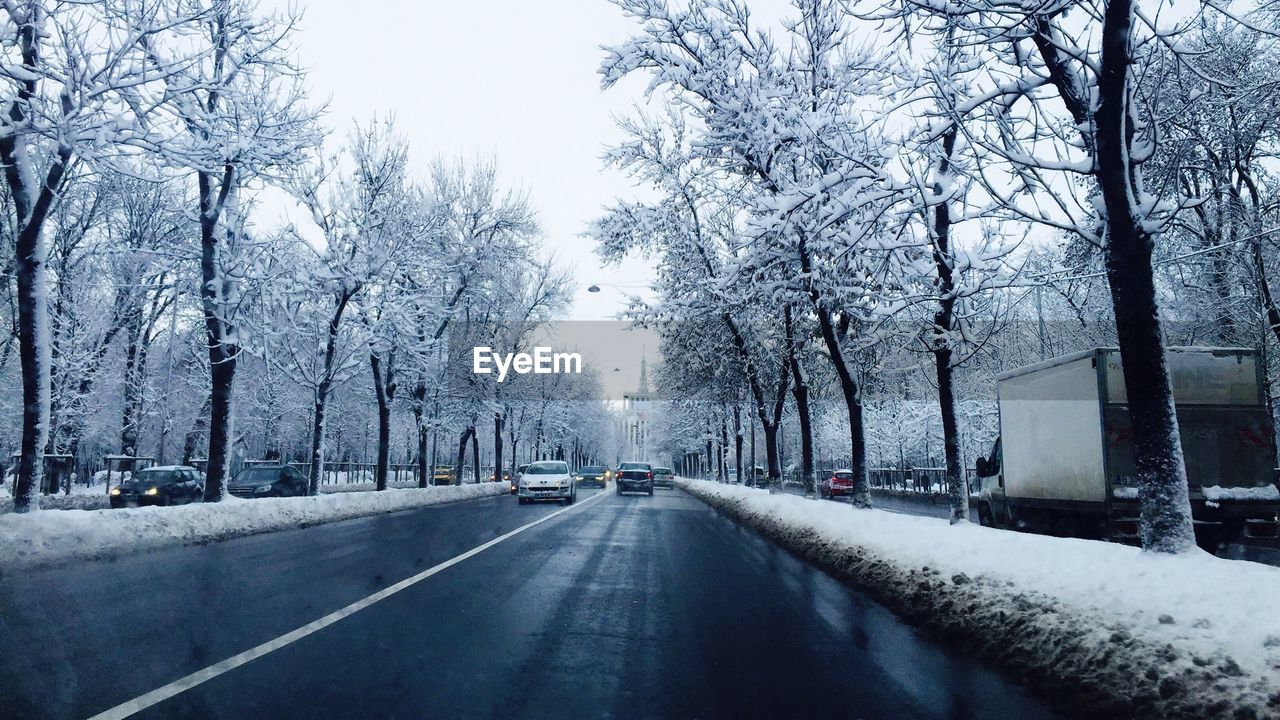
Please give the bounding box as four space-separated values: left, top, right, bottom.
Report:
978 505 993 527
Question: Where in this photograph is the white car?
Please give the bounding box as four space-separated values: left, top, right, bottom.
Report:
517 460 577 504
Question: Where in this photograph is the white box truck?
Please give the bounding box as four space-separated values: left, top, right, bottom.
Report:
974 347 1279 546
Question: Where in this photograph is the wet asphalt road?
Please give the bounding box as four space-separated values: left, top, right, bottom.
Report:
0 486 1058 720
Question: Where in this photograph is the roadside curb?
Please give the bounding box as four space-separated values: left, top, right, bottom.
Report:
678 480 1280 720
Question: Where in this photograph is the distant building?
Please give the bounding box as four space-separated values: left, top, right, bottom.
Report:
618 355 654 462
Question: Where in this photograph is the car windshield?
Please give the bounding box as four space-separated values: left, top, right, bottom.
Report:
130 470 177 485
580 466 605 473
619 463 649 470
653 468 673 474
525 462 569 475
232 467 279 484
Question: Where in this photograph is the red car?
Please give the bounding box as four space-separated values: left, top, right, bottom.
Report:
819 469 855 499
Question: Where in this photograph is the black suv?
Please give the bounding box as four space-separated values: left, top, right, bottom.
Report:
110 466 204 508
228 465 309 498
615 462 654 496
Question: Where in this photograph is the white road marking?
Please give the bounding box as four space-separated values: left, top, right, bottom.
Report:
86 490 607 720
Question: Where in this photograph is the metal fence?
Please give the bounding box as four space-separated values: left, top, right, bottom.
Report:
868 467 982 494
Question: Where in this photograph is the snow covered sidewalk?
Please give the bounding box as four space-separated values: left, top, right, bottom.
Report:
0 482 509 571
679 479 1280 719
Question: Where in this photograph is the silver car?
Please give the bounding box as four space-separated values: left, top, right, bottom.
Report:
517 460 577 504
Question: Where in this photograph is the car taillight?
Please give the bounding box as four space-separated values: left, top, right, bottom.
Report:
647 471 653 479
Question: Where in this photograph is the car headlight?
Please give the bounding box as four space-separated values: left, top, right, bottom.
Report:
110 487 121 496
256 484 272 493
145 487 158 496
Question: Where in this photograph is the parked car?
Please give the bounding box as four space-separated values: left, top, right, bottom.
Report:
652 467 675 488
819 469 855 499
433 465 456 485
110 466 203 508
615 462 654 496
576 465 610 488
227 464 309 498
517 461 576 504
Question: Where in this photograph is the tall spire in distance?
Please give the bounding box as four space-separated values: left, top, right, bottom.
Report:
638 348 650 395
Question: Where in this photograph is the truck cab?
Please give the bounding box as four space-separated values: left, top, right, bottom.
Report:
974 438 1007 527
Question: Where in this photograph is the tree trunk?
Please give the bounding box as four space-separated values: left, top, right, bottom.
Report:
930 124 968 525
1095 0 1195 553
11 216 49 512
704 418 713 481
471 428 481 484
412 381 429 488
762 421 781 485
118 313 146 460
493 410 504 484
3 133 69 508
935 347 966 524
198 168 238 502
417 422 429 488
308 292 351 495
733 405 743 484
790 369 815 495
370 352 394 491
785 309 815 495
454 426 472 485
183 396 211 464
719 415 729 482
796 232 870 507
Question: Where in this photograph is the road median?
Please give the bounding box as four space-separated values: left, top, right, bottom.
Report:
0 483 510 572
678 478 1280 720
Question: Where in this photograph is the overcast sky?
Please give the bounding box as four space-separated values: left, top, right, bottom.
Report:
255 0 795 321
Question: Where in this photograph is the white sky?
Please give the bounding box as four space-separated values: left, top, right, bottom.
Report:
255 0 793 321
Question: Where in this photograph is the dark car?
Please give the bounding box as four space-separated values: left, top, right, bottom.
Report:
110 466 204 508
615 462 654 496
576 465 610 488
652 466 675 488
228 465 309 498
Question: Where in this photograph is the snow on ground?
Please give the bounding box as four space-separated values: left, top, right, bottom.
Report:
0 479 480 513
0 482 509 571
679 479 1280 719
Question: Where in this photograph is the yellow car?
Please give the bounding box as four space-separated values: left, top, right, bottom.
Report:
432 465 455 485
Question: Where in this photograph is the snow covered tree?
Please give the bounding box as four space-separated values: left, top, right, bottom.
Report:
603 0 912 507
149 0 320 500
0 0 201 511
875 0 1280 551
284 119 417 494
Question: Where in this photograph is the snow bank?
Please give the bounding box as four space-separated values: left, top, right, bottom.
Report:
679 479 1280 719
0 483 509 571
1202 485 1280 502
0 481 477 514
